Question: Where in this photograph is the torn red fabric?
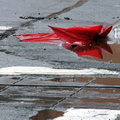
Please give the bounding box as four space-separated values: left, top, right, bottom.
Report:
16 24 112 58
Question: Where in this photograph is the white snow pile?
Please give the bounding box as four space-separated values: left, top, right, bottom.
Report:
54 108 120 120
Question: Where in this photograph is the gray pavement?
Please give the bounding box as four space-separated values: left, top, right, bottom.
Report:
0 0 120 120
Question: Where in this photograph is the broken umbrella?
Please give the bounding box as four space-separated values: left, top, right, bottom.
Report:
16 24 112 58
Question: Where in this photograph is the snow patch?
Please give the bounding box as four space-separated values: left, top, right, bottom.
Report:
0 26 12 30
0 66 119 75
54 108 120 120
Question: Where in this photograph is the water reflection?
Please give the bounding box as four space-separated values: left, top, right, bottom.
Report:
84 44 120 63
85 88 120 94
68 40 112 59
30 109 63 120
83 24 120 63
92 77 120 86
81 98 120 104
64 88 120 109
47 77 92 83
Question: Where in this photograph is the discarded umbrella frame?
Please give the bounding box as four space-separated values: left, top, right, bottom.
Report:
16 24 112 58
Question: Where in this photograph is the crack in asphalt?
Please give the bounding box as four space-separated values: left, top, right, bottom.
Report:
45 0 89 18
0 75 27 92
52 77 95 107
0 28 16 40
19 0 89 20
0 0 89 40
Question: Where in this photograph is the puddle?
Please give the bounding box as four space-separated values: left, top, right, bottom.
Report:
30 109 64 120
81 98 120 104
83 24 120 63
10 76 21 80
57 87 120 108
80 88 120 105
0 87 5 90
40 87 77 97
36 108 120 120
46 77 92 83
92 77 120 86
0 76 119 109
0 76 21 84
84 44 120 63
0 96 14 102
84 88 120 94
30 108 120 120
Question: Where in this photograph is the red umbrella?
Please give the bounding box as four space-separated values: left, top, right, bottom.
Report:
16 24 112 58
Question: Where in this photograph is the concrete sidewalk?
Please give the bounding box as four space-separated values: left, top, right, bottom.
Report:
0 0 120 120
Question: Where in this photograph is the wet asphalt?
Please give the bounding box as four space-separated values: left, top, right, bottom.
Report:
0 0 120 120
